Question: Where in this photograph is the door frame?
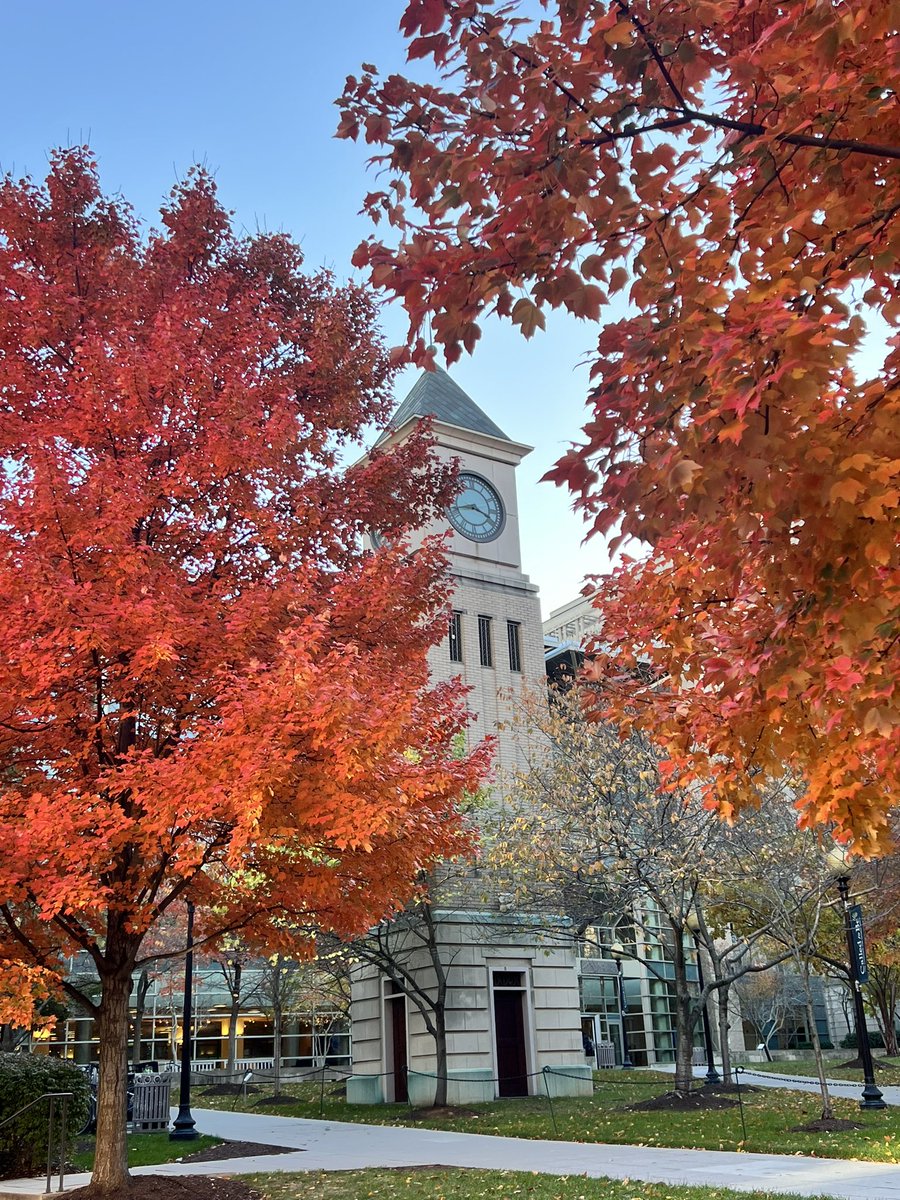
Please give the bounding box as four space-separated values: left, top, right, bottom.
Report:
381 980 409 1103
487 959 535 1098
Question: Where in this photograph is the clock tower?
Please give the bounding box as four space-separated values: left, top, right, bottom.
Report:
373 367 546 772
348 368 587 1109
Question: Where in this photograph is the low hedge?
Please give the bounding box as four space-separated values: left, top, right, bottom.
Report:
840 1030 891 1050
0 1053 91 1179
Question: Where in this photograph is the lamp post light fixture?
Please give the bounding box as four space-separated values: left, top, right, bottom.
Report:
685 913 721 1086
170 899 199 1141
609 941 635 1070
825 847 886 1111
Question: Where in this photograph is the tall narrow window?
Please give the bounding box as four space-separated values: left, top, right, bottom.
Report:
507 620 522 673
478 615 493 668
449 611 463 663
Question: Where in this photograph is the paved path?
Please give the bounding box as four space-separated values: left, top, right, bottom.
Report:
5 1105 900 1200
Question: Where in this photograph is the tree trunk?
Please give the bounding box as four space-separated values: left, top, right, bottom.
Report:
704 945 732 1086
716 983 733 1085
92 972 132 1193
227 998 240 1077
167 1011 179 1064
227 963 242 1078
0 1023 27 1052
673 996 695 1095
434 1006 448 1107
130 969 150 1068
867 967 899 1057
272 1003 282 1097
802 981 834 1120
672 929 695 1095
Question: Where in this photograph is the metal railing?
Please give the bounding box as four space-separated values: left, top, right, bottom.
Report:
0 1090 74 1194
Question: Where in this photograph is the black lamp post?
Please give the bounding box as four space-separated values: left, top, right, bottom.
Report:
686 913 721 1086
610 942 635 1069
170 899 199 1140
826 848 886 1111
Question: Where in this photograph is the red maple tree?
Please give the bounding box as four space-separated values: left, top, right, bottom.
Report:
0 149 487 1191
339 0 900 850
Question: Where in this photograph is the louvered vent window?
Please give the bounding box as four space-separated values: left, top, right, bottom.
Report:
507 620 522 672
449 611 463 663
478 615 493 668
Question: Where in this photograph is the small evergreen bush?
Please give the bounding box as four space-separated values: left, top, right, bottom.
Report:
839 1029 886 1050
0 1053 91 1179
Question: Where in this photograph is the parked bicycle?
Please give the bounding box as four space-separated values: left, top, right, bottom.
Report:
77 1063 151 1134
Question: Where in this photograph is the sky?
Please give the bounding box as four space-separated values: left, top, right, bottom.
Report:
1 1 610 616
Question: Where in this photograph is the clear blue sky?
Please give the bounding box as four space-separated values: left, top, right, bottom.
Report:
1 1 609 614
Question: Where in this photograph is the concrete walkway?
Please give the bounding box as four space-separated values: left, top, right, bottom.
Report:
5 1104 900 1200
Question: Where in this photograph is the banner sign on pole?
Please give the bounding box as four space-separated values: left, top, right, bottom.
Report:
849 904 869 984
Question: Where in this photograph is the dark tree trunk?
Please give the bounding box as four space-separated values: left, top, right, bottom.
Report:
0 1023 27 1052
272 1002 282 1096
434 1006 448 1107
673 998 695 1094
92 971 132 1193
227 962 242 1077
671 931 695 1095
223 960 241 1075
867 966 899 1057
716 983 733 1084
884 1022 899 1058
703 943 732 1085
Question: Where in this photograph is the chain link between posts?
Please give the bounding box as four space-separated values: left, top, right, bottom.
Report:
204 1058 887 1145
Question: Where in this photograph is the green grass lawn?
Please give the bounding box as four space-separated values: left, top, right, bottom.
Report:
71 1131 222 1172
246 1168 843 1200
193 1073 900 1162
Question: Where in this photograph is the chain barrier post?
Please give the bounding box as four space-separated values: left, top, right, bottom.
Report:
541 1067 560 1136
735 1066 748 1148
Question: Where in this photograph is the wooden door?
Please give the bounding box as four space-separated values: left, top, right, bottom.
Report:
388 995 408 1102
493 989 528 1096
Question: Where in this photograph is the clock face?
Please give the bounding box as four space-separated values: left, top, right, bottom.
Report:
447 472 505 542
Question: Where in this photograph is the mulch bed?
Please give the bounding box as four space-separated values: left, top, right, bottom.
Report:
180 1140 298 1163
790 1118 865 1132
251 1094 298 1106
61 1141 296 1199
629 1089 738 1111
68 1178 264 1200
702 1082 761 1095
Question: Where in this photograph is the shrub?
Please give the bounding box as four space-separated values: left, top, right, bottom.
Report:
840 1029 886 1050
0 1053 91 1179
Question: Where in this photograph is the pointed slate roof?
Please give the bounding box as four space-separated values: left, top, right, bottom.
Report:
378 366 511 444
